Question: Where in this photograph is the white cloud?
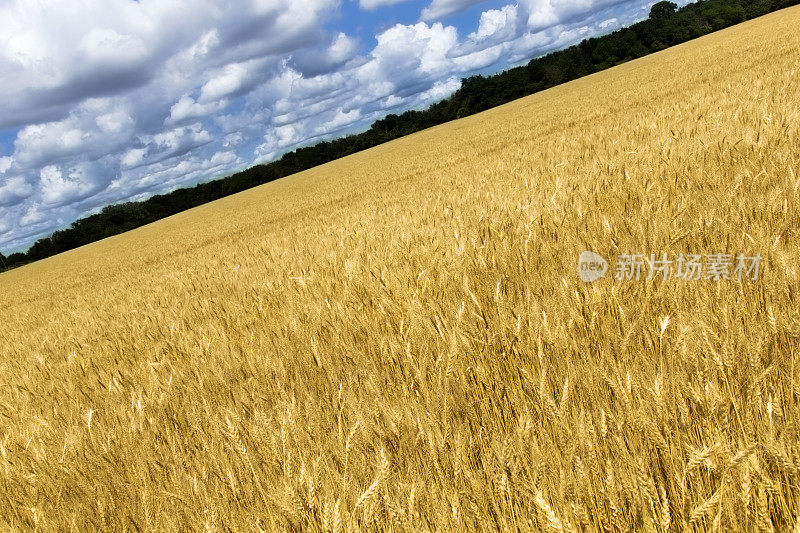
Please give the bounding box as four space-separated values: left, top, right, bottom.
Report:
13 102 135 170
39 163 106 207
151 124 212 151
209 150 239 167
255 124 304 163
368 22 460 81
199 63 252 103
0 157 13 174
312 109 362 136
421 0 491 21
20 203 49 227
167 96 228 125
471 5 521 42
418 76 462 102
0 177 33 207
360 0 412 10
134 123 215 167
329 33 359 65
77 27 149 66
599 17 619 29
14 124 86 167
96 108 135 134
222 132 244 148
121 148 148 169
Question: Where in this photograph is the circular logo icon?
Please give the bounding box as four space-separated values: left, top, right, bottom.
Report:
578 251 608 282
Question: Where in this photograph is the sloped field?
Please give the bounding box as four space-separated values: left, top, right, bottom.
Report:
1 7 799 531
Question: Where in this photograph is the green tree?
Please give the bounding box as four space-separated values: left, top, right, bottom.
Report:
650 0 678 19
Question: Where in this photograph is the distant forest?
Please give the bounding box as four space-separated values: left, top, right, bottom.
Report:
2 0 797 272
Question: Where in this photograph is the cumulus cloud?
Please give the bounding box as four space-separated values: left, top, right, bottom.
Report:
222 132 245 148
13 100 135 168
135 123 215 168
0 177 33 207
371 23 460 81
471 5 522 43
600 17 619 29
19 204 50 228
0 157 13 174
199 62 258 103
121 149 148 170
39 162 107 207
167 96 228 125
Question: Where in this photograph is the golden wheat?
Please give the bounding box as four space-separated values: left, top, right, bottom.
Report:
1 7 799 531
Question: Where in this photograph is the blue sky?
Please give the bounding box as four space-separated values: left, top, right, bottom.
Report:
332 0 511 42
0 0 661 253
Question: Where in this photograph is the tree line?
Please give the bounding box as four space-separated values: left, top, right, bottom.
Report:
1 0 796 271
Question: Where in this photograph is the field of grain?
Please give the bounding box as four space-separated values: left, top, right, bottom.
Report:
1 7 799 531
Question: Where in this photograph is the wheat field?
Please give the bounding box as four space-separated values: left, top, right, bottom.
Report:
1 7 799 531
